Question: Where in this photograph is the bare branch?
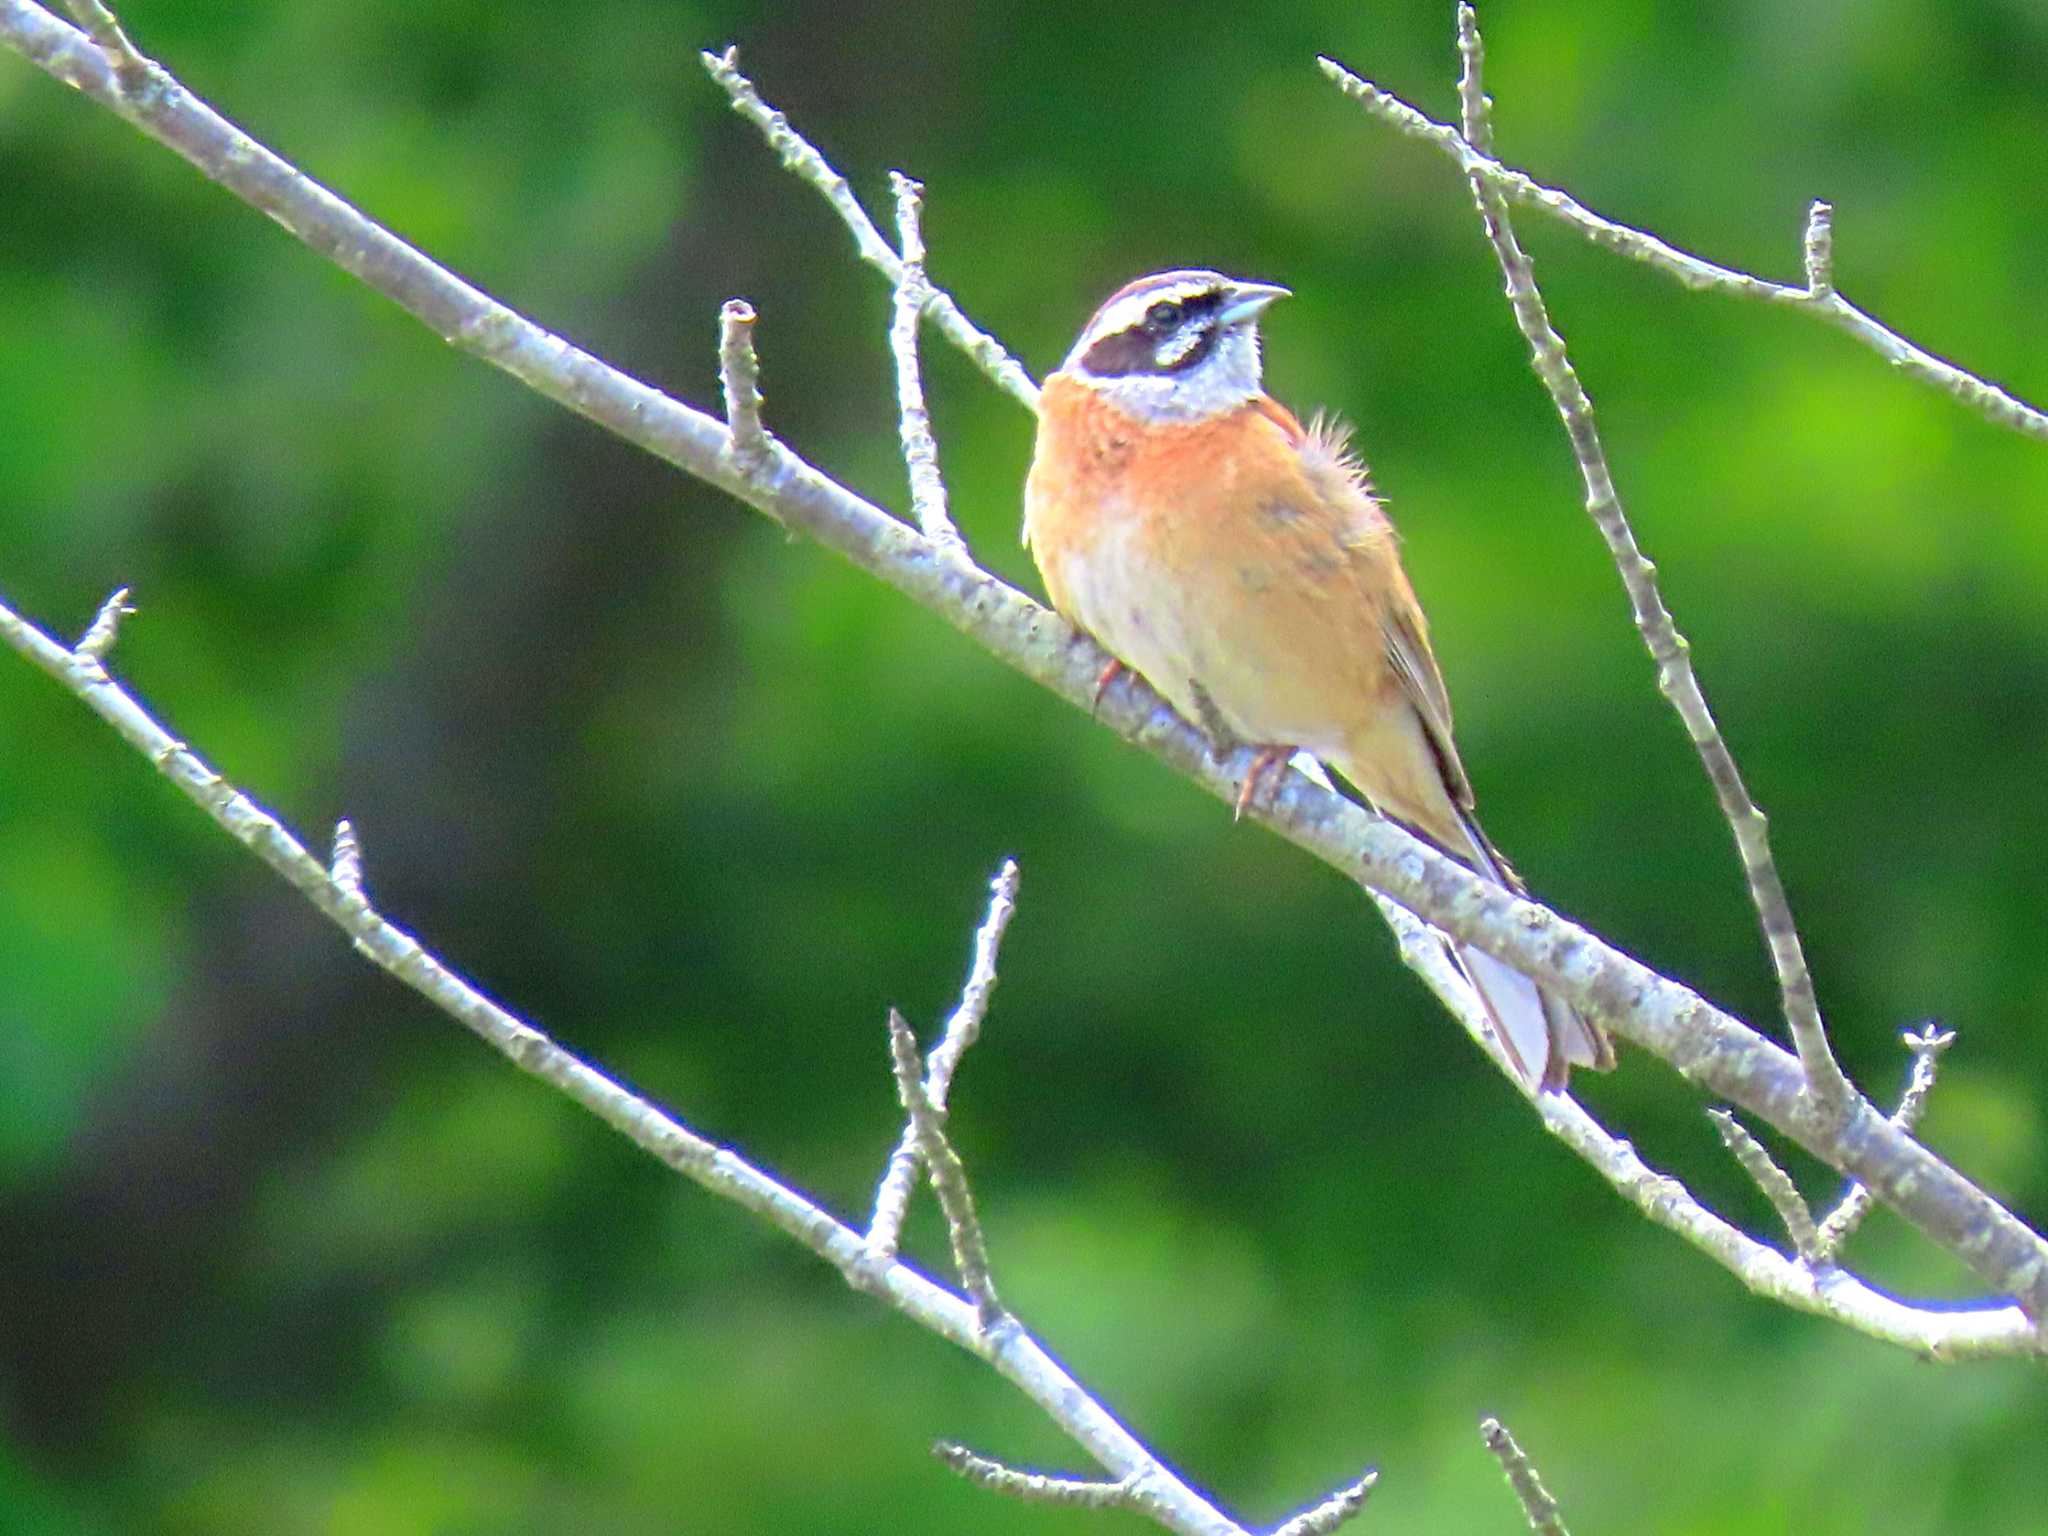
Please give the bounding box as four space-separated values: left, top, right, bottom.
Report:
1813 1023 1957 1261
0 589 1250 1536
1268 1469 1380 1536
700 45 1039 411
869 860 1020 1258
934 1443 1140 1511
1375 893 2035 1360
1433 2 1853 1117
888 171 967 558
1314 56 2048 445
1479 1419 1568 1536
6 0 2046 1335
1710 1109 1821 1261
717 298 772 477
74 585 135 661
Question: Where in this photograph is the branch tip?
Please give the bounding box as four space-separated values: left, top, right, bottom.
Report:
1804 199 1836 299
932 1442 1138 1510
330 818 364 898
75 586 136 661
1710 1108 1821 1259
1479 1418 1569 1536
717 297 772 479
1270 1467 1380 1536
1453 3 1493 155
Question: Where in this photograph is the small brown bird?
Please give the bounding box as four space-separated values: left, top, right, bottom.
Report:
1024 269 1613 1092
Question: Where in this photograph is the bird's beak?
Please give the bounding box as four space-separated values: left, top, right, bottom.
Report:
1217 281 1291 327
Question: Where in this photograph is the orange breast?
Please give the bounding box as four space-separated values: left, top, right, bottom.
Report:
1024 374 1408 761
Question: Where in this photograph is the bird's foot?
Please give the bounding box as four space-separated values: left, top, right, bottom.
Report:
1091 658 1124 715
1233 745 1297 822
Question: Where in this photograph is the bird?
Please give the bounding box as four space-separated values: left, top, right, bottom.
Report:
1022 268 1614 1093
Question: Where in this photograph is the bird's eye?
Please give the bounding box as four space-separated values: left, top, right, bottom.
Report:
1145 300 1183 330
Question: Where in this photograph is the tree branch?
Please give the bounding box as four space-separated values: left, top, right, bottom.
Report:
1426 2 1853 1116
1313 51 2048 445
0 589 1268 1536
3 0 2044 1343
1373 894 2033 1360
700 44 1040 411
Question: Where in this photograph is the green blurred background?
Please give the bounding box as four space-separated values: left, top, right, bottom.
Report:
3 0 2047 1530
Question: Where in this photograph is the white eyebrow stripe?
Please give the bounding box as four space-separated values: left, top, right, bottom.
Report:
1086 279 1219 346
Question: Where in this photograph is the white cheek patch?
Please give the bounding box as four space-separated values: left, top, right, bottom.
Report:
1154 324 1207 368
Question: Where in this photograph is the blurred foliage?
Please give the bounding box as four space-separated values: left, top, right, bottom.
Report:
3 0 2047 1531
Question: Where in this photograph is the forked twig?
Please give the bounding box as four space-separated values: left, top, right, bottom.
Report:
869 861 1020 1258
1813 1024 1957 1260
887 1010 1004 1330
1315 50 2048 444
701 45 1039 410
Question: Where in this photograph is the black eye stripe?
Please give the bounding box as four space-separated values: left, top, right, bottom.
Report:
1079 321 1221 378
1074 286 1232 378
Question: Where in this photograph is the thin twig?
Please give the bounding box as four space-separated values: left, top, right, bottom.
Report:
869 860 1020 1258
1314 56 2048 445
8 0 2048 1330
1813 1024 1957 1261
717 298 772 477
1479 1419 1568 1536
700 45 1039 410
1438 3 1853 1117
1269 1468 1380 1536
74 585 134 661
888 1010 1004 1330
1373 891 2034 1360
1710 1109 1821 1261
933 1443 1139 1511
888 171 968 558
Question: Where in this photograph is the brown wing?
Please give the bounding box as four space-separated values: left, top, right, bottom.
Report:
1294 408 1481 825
1379 599 1473 816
